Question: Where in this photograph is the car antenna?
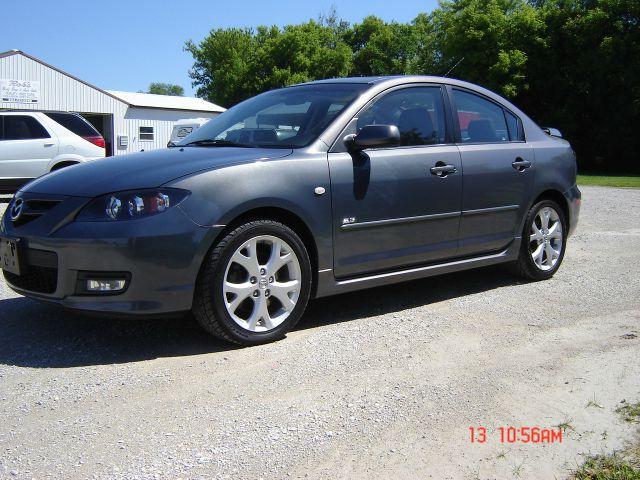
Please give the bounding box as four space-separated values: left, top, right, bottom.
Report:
444 57 465 77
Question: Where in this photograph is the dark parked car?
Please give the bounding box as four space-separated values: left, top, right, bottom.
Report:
0 76 580 345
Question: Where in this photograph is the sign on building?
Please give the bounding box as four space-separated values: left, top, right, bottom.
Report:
1 79 40 104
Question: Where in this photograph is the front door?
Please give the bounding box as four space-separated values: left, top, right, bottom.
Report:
329 85 462 278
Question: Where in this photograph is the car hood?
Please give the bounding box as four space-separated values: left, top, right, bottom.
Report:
22 147 294 197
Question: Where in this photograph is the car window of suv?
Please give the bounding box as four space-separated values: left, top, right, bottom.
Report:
452 89 510 143
3 115 50 141
44 112 100 137
357 86 447 146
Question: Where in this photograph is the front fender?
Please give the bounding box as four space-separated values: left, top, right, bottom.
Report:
169 153 335 270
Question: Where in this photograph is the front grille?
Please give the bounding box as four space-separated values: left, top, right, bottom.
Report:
4 266 58 294
11 199 61 226
3 248 58 294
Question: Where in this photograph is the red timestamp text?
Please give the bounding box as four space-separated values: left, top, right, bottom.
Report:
469 426 563 444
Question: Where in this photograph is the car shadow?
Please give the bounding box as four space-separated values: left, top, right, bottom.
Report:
301 265 522 330
0 297 233 368
0 265 521 369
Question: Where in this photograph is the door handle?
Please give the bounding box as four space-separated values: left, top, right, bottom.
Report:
44 142 55 147
512 158 532 171
430 162 457 177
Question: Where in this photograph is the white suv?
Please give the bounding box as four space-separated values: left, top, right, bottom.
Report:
0 111 106 192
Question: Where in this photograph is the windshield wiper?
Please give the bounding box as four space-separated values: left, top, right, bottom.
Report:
182 139 256 148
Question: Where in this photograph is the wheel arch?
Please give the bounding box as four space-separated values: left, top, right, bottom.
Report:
208 206 320 298
47 153 86 172
49 160 79 171
531 189 570 226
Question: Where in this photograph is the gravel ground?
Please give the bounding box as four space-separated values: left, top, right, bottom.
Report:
0 186 639 480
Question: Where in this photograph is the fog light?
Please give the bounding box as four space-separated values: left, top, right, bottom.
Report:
86 279 127 292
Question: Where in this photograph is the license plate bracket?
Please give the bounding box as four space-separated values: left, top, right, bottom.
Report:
0 236 22 276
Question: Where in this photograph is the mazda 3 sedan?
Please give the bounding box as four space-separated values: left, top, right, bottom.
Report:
0 76 580 345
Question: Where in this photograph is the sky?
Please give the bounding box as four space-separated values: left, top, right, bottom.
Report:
1 0 438 99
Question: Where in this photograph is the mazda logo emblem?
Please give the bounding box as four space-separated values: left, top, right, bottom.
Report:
10 198 24 222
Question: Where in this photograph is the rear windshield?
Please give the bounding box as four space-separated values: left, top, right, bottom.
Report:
44 112 100 137
180 83 371 149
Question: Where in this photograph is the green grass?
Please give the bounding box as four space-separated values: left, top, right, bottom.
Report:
617 403 640 423
572 453 640 480
577 174 640 188
555 418 576 433
570 402 640 479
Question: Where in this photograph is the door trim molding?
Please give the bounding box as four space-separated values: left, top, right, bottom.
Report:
461 204 519 216
340 211 461 230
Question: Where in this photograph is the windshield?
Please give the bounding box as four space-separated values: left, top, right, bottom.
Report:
178 83 370 149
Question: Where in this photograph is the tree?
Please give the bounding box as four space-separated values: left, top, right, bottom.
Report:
186 21 352 107
426 0 544 98
185 28 258 107
253 21 352 91
184 2 640 171
518 0 640 170
345 16 420 76
147 82 184 96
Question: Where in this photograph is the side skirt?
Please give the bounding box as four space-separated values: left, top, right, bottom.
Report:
314 238 521 298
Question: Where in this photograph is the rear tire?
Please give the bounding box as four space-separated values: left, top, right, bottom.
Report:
513 200 567 280
193 220 311 346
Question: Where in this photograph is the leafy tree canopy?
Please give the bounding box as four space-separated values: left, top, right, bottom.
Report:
147 82 184 96
186 1 640 170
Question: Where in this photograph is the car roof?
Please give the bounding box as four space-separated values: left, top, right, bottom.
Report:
292 75 505 99
298 76 402 85
295 75 454 86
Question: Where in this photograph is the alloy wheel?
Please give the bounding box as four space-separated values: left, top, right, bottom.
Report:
529 206 563 271
222 235 301 332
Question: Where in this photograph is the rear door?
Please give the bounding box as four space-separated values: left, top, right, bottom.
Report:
0 114 58 180
451 88 534 256
329 85 462 278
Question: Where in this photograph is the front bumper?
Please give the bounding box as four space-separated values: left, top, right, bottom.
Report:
1 192 223 315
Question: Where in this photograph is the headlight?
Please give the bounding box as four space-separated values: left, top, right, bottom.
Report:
76 188 190 222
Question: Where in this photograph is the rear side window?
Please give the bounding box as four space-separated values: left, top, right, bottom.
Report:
44 112 99 137
505 110 524 141
453 89 510 143
2 115 50 140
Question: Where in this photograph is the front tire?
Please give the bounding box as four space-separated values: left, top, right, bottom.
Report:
513 200 567 280
193 220 312 346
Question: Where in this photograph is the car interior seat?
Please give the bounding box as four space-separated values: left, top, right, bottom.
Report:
467 119 498 143
397 108 436 145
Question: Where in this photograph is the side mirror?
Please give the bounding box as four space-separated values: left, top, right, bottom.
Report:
344 125 401 152
542 127 563 138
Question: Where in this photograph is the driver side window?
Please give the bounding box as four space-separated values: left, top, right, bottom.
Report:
357 87 447 147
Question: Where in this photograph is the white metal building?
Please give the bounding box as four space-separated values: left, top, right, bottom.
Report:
0 50 225 156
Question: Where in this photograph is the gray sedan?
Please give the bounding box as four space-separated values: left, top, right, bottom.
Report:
0 76 580 345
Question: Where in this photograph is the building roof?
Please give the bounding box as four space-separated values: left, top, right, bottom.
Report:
107 90 225 113
1 49 127 105
1 50 225 114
